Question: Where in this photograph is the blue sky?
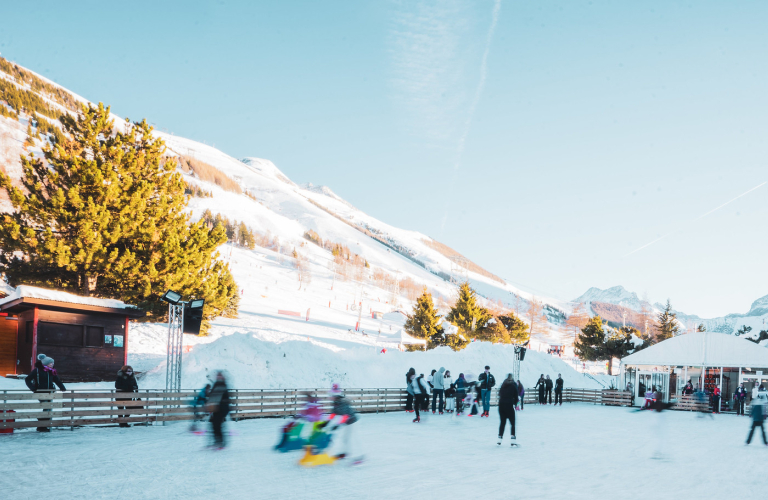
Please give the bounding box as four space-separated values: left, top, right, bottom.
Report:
2 1 767 317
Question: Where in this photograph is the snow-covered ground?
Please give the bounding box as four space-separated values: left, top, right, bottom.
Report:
2 404 762 499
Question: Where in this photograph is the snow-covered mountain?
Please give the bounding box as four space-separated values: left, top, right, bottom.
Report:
573 286 647 312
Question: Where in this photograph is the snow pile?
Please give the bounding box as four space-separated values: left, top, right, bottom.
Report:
0 285 134 309
137 331 602 390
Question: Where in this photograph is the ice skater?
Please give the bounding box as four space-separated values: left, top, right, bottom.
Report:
535 375 546 405
454 373 467 415
432 367 445 414
734 384 747 415
479 366 495 417
497 374 519 446
554 374 564 405
545 375 553 404
443 370 455 413
405 368 416 412
115 365 138 428
206 371 230 450
516 380 525 411
746 391 767 445
329 384 362 463
25 354 66 432
411 373 430 422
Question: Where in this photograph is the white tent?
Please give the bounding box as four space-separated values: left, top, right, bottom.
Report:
621 332 768 368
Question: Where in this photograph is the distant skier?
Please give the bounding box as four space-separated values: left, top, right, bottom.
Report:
405 368 416 412
432 367 445 414
516 380 525 411
545 375 553 404
444 370 455 413
115 365 139 427
25 355 66 432
206 371 231 450
554 374 564 406
746 392 767 445
478 366 496 417
497 374 519 446
734 384 747 415
535 375 546 405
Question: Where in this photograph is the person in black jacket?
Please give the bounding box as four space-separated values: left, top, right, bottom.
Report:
497 374 519 445
25 354 66 432
545 375 553 404
535 375 546 404
206 371 231 449
405 368 415 412
115 365 139 427
734 384 747 415
554 374 564 405
478 366 496 417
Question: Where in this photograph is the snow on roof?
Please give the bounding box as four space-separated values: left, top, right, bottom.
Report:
0 281 14 298
0 285 133 310
621 332 768 367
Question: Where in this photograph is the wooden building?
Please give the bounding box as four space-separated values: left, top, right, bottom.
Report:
0 286 144 382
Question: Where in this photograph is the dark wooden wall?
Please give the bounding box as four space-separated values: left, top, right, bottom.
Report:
0 316 18 376
15 310 34 374
32 309 128 382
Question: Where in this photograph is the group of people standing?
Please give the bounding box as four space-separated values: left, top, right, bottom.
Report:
534 374 564 405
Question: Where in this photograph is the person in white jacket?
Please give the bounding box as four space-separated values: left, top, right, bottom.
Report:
443 370 455 413
432 367 445 414
411 374 430 423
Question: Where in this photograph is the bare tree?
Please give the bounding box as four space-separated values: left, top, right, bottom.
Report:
526 297 547 337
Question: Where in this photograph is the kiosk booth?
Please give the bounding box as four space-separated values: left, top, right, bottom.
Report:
619 331 768 409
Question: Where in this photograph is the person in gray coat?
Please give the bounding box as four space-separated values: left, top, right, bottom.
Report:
432 367 445 414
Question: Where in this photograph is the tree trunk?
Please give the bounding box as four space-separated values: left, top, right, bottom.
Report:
607 357 613 375
81 271 97 296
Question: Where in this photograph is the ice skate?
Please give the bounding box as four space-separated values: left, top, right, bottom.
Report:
413 416 420 423
497 436 502 445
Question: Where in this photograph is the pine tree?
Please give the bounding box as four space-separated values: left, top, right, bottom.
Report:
603 327 636 373
476 318 512 344
497 313 530 343
404 288 444 350
446 282 492 333
574 316 606 362
655 299 679 341
0 102 238 329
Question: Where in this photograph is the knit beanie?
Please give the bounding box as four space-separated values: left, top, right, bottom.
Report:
42 357 54 367
37 353 46 361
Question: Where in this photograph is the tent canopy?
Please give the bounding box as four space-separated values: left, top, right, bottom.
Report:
621 332 768 368
397 329 427 345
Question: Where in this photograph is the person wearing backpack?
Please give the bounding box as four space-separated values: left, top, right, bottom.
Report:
25 354 66 432
411 373 430 422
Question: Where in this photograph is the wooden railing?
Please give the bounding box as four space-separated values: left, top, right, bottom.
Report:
0 388 408 430
670 395 711 412
0 387 632 430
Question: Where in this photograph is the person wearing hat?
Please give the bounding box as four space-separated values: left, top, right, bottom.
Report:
115 365 139 428
25 354 66 432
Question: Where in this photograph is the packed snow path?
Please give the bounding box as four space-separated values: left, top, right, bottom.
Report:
3 404 764 499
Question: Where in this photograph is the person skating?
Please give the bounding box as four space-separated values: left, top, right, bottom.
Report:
478 366 496 417
329 383 361 461
746 392 767 445
115 365 139 427
517 380 525 411
405 368 416 412
535 375 546 405
554 374 564 406
427 369 436 389
411 373 430 422
432 367 445 414
25 354 66 432
444 370 455 413
545 375 553 404
454 373 467 415
497 374 519 446
734 384 747 415
683 381 694 395
206 371 231 450
190 383 212 432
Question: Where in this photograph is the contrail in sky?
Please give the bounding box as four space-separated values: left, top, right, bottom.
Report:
441 0 502 231
623 181 767 257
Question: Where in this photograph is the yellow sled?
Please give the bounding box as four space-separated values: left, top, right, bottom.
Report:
298 447 338 467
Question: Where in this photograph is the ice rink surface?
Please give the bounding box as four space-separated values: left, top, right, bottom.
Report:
4 403 766 500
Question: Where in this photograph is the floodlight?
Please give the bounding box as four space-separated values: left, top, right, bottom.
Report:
189 299 205 309
161 290 182 305
183 299 205 335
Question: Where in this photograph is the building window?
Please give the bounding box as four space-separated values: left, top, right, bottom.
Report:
85 326 105 347
38 321 84 347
